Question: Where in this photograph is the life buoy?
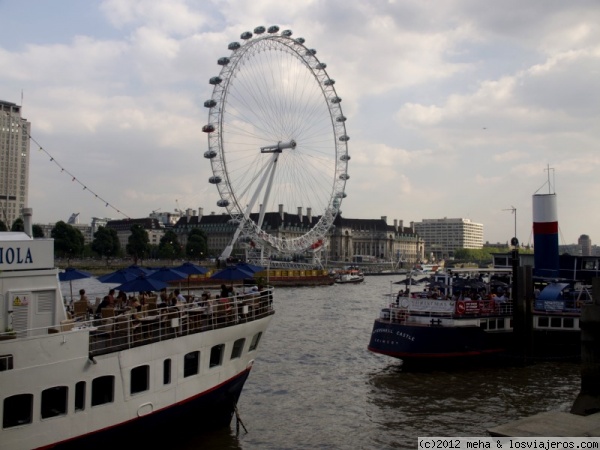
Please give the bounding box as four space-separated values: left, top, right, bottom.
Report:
456 301 466 315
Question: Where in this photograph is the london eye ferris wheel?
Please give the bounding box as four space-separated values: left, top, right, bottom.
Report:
203 25 350 259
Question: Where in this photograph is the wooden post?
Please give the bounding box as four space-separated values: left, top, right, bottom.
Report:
571 277 600 415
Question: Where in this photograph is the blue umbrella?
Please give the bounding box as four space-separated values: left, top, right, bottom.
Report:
59 267 93 301
236 262 266 274
174 262 209 276
97 269 137 284
125 264 152 276
147 267 188 282
115 275 168 293
174 262 210 295
210 265 254 282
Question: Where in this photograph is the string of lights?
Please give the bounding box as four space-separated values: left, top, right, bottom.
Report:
28 132 130 219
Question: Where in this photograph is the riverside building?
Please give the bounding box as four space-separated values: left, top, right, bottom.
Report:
0 100 30 227
414 217 484 261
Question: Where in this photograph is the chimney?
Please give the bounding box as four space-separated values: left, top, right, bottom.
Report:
23 207 33 237
307 207 312 223
399 220 404 230
410 221 415 233
198 207 203 220
381 216 387 224
279 204 284 221
298 207 303 222
394 219 398 231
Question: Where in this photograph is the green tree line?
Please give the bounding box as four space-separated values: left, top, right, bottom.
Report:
0 218 208 265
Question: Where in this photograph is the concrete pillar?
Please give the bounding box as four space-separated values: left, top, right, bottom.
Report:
571 278 600 415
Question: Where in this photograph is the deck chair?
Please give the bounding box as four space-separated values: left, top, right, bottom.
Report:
60 318 76 332
73 301 89 321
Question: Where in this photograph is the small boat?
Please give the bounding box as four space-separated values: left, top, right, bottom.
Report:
0 209 274 449
334 269 365 284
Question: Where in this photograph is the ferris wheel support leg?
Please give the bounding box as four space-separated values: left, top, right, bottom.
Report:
219 152 279 261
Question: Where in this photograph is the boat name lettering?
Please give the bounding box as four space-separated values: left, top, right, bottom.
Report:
395 331 415 341
0 246 33 265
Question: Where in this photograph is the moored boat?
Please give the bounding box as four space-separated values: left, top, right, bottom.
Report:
334 269 365 284
0 209 274 449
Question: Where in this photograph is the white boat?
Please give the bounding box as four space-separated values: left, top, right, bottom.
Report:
0 209 274 449
334 271 365 284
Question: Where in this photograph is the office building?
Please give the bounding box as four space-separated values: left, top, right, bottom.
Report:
414 218 484 261
0 100 30 227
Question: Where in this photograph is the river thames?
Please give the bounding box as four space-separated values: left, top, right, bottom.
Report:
65 274 581 450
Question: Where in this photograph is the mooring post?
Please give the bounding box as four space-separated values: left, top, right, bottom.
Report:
571 277 600 415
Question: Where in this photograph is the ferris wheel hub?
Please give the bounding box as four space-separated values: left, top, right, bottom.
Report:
260 140 296 153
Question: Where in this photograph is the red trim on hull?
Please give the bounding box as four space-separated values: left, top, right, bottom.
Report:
533 222 558 235
34 367 252 450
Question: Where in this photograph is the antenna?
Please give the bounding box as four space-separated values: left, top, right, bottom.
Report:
502 206 517 244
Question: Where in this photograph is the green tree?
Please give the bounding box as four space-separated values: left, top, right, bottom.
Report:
10 218 24 231
32 224 44 238
186 228 208 261
92 226 121 264
0 220 7 231
126 224 150 265
51 221 85 264
158 230 183 261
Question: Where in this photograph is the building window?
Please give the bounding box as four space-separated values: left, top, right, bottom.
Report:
249 332 262 351
131 365 149 394
3 393 33 428
75 381 85 412
163 359 171 385
231 338 245 359
210 344 225 367
91 376 114 406
41 386 68 419
184 351 200 377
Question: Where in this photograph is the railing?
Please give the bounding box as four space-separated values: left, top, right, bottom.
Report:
0 289 274 357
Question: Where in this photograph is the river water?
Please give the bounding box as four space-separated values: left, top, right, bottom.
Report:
63 275 581 450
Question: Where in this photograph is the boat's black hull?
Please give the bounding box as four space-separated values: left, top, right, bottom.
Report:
47 369 251 450
368 318 582 367
368 319 509 363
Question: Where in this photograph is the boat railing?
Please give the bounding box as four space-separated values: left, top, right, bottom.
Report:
0 288 275 357
380 297 514 324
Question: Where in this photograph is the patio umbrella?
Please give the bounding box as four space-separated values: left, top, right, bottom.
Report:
59 267 93 302
210 265 254 284
97 269 137 284
147 267 188 282
236 262 266 274
125 264 152 276
173 262 209 296
115 275 168 294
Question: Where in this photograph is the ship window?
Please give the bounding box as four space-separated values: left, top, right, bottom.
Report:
249 332 262 351
131 365 149 394
0 354 13 371
563 318 575 328
538 317 549 328
479 321 488 330
184 351 200 377
210 344 225 367
497 319 505 329
488 320 497 330
163 359 171 385
75 382 85 412
41 386 68 419
231 338 245 359
551 317 562 328
91 376 114 406
3 394 33 428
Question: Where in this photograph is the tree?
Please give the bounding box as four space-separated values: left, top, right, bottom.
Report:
10 218 24 231
186 228 208 261
126 224 150 265
32 224 44 238
0 220 6 231
51 221 85 264
158 230 183 261
92 226 121 264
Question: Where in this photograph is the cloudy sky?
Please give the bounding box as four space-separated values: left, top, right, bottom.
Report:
1 0 599 246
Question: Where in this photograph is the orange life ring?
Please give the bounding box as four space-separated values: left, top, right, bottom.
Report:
456 301 466 315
